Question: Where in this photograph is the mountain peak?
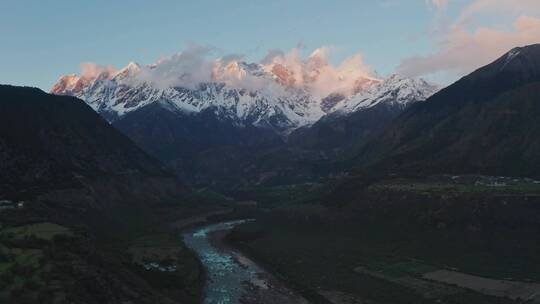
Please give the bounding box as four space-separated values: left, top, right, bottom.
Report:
114 62 142 79
333 75 438 114
50 74 86 95
481 44 540 76
498 45 537 71
439 43 540 105
123 61 141 72
127 61 140 68
507 43 540 57
385 73 404 81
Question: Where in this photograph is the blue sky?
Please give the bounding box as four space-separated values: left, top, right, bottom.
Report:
1 0 539 90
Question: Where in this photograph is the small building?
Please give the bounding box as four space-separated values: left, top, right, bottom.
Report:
0 200 15 210
0 200 25 211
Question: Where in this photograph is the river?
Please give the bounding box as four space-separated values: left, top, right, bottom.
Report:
183 220 309 304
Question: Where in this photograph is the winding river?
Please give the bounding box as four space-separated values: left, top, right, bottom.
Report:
183 220 308 304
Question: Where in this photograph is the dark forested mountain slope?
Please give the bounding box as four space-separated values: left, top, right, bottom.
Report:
356 44 540 178
0 86 200 304
112 101 284 184
0 84 181 200
288 98 407 156
288 75 437 154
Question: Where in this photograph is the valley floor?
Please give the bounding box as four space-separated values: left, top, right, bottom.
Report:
223 176 540 304
3 175 540 304
228 219 534 304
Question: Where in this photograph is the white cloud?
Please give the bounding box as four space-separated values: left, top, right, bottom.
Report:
136 44 215 89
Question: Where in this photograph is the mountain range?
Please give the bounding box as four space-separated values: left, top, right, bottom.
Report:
51 58 437 186
50 45 540 185
52 59 436 132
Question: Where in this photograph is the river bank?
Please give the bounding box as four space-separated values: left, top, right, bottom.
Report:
183 220 309 304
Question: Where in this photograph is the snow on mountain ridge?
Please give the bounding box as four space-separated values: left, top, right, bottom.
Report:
52 59 437 132
333 74 439 114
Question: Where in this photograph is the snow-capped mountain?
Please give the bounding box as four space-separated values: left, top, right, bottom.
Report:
332 74 439 114
51 57 438 186
286 74 439 157
52 58 436 133
53 62 326 131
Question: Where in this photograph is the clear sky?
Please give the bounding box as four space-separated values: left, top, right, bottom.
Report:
1 0 540 90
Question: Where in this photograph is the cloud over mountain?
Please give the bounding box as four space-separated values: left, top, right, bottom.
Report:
73 45 378 99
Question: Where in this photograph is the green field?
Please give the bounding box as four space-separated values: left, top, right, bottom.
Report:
224 175 540 303
370 175 540 195
3 222 73 241
230 218 520 304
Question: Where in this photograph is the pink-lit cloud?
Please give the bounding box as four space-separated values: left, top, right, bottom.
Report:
80 62 117 81
80 45 379 98
456 0 540 25
258 47 378 97
399 0 540 78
